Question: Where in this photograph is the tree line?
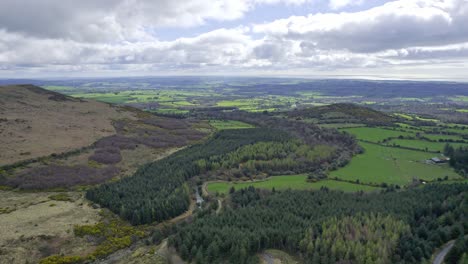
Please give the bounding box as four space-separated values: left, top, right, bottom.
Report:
444 144 468 176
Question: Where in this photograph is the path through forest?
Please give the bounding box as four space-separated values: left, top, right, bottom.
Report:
433 240 454 264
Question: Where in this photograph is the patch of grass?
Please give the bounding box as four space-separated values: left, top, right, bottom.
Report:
387 139 467 152
330 142 461 186
49 193 74 202
341 127 415 143
152 108 190 115
207 175 380 194
0 207 16 214
262 249 299 264
414 115 439 122
43 86 74 92
209 120 254 130
318 123 366 129
451 96 468 102
39 255 84 264
393 113 413 120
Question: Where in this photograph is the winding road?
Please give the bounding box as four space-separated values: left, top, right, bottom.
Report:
433 240 455 264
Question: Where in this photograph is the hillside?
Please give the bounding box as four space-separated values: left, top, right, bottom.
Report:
0 85 209 190
0 85 209 263
0 85 136 166
288 103 396 125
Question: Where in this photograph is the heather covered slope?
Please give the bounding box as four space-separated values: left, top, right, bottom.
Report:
0 84 136 166
0 85 208 190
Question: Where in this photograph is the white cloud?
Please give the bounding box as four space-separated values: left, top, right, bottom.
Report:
0 0 468 78
0 0 312 43
254 0 468 52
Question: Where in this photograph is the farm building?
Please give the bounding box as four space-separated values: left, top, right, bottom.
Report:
428 156 450 164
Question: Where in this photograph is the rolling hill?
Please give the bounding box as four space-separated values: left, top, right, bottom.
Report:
0 84 137 166
288 103 396 125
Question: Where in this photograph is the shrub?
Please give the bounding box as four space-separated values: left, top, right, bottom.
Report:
39 255 83 264
3 165 119 189
89 147 122 164
49 193 74 202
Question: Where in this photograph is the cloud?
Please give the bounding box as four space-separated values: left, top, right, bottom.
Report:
0 27 254 66
254 0 468 52
1 0 468 78
386 43 468 60
0 0 311 43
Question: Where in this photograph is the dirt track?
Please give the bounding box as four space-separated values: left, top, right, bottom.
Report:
433 240 455 264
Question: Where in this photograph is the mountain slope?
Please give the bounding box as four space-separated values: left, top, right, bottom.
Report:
0 84 136 166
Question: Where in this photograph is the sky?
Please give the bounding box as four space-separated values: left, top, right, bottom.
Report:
1 0 468 80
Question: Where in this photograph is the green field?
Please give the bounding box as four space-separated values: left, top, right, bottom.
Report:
318 123 366 129
452 96 468 102
44 85 74 91
343 126 466 144
330 142 461 186
443 128 468 135
71 90 206 106
341 127 415 142
209 120 255 130
388 139 467 152
394 113 413 120
206 175 381 194
152 108 190 115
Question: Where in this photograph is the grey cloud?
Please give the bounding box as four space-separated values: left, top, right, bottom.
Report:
0 0 252 42
0 0 121 42
1 0 468 78
253 41 288 61
390 44 468 60
256 0 468 53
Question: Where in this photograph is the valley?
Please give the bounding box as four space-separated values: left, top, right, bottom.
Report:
0 79 467 264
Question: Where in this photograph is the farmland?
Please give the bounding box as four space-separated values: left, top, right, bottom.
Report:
387 139 467 152
330 142 461 186
209 120 255 130
206 174 381 194
340 127 415 143
1 78 468 264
